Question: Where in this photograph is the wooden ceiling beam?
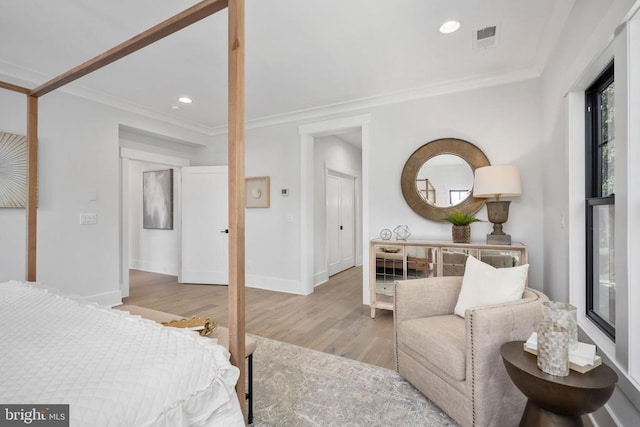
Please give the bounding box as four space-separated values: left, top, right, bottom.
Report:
0 80 30 94
29 0 228 98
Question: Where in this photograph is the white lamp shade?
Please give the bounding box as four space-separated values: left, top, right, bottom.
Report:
473 165 522 198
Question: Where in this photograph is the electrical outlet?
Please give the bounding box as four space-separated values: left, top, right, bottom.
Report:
79 213 98 225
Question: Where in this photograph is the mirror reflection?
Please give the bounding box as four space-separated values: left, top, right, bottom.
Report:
416 154 474 207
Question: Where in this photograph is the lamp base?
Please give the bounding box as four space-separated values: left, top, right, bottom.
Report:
487 233 512 245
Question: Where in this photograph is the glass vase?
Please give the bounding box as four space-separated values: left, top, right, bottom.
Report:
542 301 578 350
536 322 570 376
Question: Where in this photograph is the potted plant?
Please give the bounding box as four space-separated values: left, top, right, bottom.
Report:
444 211 480 243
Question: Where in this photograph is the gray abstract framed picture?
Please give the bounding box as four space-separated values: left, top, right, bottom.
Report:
143 169 173 230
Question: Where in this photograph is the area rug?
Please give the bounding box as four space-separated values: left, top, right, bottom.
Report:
250 335 458 426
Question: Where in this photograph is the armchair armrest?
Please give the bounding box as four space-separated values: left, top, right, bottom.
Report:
465 287 549 426
394 276 463 323
466 288 548 343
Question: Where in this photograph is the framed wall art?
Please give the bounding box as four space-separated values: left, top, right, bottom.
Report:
143 169 173 229
0 131 27 208
245 176 270 208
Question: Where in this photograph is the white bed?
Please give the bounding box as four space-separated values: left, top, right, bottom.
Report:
0 280 244 427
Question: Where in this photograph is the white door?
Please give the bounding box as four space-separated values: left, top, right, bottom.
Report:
339 177 355 271
327 174 341 275
180 166 229 284
327 172 356 276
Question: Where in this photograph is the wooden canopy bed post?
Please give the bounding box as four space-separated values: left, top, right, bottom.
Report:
0 0 248 416
26 95 38 281
228 0 247 411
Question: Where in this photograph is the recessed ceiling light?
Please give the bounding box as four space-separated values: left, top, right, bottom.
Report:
178 96 192 104
440 20 461 34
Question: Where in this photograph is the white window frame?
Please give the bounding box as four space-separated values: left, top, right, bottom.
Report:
568 17 640 389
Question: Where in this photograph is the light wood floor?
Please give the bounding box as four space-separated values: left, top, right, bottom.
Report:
124 266 396 370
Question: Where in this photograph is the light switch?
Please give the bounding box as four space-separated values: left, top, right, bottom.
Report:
88 190 98 201
80 213 98 225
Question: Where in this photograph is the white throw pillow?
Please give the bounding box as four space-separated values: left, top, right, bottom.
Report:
453 255 529 318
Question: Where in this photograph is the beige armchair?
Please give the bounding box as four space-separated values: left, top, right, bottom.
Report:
394 276 548 427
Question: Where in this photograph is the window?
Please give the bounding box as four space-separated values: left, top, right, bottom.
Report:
449 189 470 205
585 62 615 340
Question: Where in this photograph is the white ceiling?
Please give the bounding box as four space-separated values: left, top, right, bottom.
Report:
0 1 572 134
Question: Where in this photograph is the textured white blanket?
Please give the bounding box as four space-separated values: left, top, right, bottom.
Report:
0 281 244 427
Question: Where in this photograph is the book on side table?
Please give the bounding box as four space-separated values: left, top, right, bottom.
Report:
523 332 602 374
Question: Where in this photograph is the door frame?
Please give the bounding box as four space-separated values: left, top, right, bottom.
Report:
298 114 371 300
119 147 189 297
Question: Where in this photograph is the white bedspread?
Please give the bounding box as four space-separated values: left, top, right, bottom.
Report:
0 281 244 427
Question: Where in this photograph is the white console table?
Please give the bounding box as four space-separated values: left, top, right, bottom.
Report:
369 239 527 318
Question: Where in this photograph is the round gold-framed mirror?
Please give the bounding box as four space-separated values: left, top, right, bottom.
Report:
401 138 490 222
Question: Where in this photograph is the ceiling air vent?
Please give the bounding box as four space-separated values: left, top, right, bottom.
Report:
473 25 497 49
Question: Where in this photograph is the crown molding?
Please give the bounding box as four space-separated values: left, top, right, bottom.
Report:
0 60 213 135
210 67 541 135
1 59 540 138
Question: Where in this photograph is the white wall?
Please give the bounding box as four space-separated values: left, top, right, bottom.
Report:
540 0 640 424
0 88 209 305
128 160 180 275
0 90 27 281
313 135 362 285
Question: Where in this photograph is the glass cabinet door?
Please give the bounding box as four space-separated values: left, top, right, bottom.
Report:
478 249 521 268
441 248 478 276
373 244 404 304
405 246 437 279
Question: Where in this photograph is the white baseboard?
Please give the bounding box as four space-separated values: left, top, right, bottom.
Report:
130 259 179 276
588 404 619 427
314 269 329 287
314 278 328 288
246 274 309 295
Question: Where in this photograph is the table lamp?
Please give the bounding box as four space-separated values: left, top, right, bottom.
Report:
473 165 522 244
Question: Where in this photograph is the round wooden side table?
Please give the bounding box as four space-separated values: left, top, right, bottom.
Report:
500 341 618 427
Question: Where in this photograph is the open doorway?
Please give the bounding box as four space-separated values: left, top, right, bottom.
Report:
120 152 187 297
313 132 362 283
118 124 201 297
298 114 371 301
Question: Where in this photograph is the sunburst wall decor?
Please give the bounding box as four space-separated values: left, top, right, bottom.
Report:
0 131 27 208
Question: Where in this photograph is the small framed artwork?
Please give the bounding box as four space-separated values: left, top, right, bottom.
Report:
143 169 173 229
245 176 270 208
